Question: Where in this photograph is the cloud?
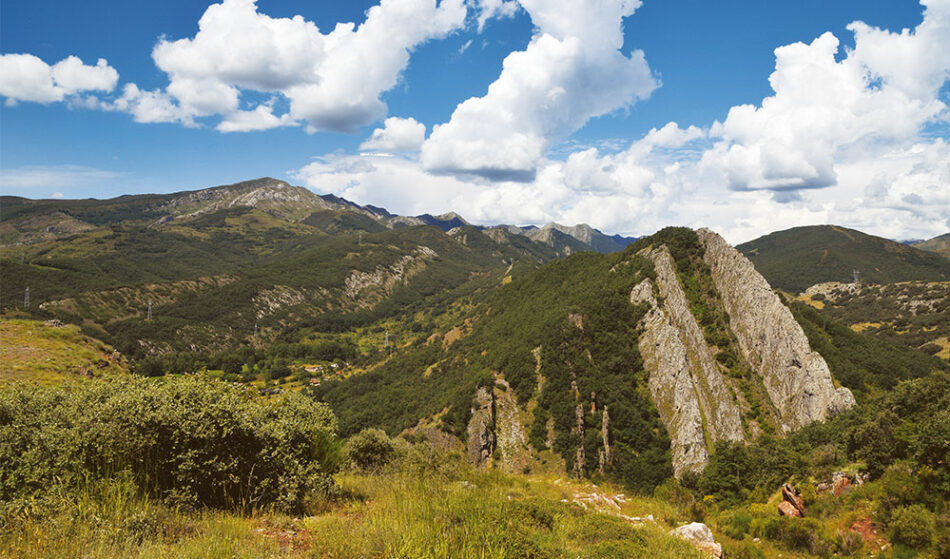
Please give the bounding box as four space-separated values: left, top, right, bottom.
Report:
109 83 196 126
217 104 298 133
0 54 118 105
148 0 467 133
420 0 658 178
701 0 950 192
359 117 427 152
473 0 519 31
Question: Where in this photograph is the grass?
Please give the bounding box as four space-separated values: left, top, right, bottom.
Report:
1 462 710 559
0 318 128 385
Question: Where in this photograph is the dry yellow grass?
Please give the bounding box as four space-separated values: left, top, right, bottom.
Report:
0 318 128 385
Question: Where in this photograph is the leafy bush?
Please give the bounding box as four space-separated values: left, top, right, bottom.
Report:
889 504 936 549
0 376 341 512
345 428 397 471
751 516 834 556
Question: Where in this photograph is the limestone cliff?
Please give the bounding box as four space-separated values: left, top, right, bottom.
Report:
630 276 710 476
466 379 531 473
631 245 744 476
697 229 855 431
646 247 745 444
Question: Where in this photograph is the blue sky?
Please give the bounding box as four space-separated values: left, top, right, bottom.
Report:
1 0 948 242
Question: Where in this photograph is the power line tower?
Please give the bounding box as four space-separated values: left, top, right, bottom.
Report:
853 269 860 285
358 231 363 246
254 323 259 337
23 287 30 309
147 301 152 321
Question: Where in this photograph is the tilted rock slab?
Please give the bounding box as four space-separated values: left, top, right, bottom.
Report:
631 276 709 476
466 379 531 473
697 229 855 431
631 246 745 476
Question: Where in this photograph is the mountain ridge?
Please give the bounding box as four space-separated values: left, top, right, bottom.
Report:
737 224 950 293
1 177 634 255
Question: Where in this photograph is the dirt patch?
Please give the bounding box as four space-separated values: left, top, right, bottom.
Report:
850 517 885 548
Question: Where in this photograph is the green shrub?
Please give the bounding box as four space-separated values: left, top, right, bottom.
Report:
344 428 396 471
722 539 766 559
751 516 833 556
723 511 753 540
889 504 936 549
0 376 340 513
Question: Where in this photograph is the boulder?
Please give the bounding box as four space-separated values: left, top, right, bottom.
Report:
832 472 852 497
778 501 803 518
671 522 723 558
780 483 806 517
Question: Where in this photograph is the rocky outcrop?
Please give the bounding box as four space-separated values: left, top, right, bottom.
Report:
467 387 495 466
631 245 744 476
598 405 611 473
573 404 586 477
631 276 709 476
779 483 806 517
698 229 855 431
344 246 438 302
466 380 531 473
671 523 723 558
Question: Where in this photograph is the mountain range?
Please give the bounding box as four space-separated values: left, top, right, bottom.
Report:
3 177 947 481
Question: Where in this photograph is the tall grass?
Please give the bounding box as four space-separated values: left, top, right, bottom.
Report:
2 464 707 559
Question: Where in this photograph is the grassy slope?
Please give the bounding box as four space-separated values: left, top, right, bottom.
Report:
0 466 710 559
795 281 950 361
913 232 950 256
737 225 950 293
0 318 128 385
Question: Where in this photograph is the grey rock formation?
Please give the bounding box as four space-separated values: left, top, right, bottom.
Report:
573 403 586 477
467 387 495 466
697 229 855 431
647 247 745 444
631 275 711 476
466 380 531 473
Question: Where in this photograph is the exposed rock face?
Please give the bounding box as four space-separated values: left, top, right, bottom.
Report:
698 229 855 431
493 379 531 473
779 483 806 517
344 246 438 302
573 403 586 477
671 523 723 558
631 245 744 476
466 380 530 473
600 405 612 472
467 387 495 466
631 276 709 476
648 247 745 443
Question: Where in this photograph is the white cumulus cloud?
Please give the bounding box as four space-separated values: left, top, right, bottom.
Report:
360 117 427 152
421 0 658 179
701 0 950 192
149 0 467 133
0 54 118 105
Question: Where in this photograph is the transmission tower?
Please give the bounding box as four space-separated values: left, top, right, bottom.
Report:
147 301 152 321
254 323 259 337
853 269 860 285
23 287 30 309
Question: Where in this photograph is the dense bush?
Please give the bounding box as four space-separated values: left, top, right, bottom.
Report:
345 428 397 471
889 504 936 549
0 376 341 512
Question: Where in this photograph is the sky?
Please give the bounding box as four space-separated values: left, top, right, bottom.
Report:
1 0 948 244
